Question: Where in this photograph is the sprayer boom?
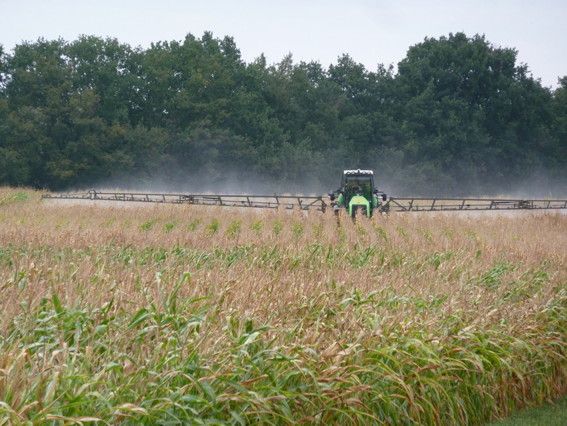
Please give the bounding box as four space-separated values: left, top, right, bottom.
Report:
42 190 567 213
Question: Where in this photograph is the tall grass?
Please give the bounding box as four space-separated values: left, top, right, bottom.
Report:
0 188 565 424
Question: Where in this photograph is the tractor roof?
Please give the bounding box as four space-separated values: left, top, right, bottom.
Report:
343 169 374 176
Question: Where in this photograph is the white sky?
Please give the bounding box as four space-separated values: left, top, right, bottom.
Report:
1 0 566 88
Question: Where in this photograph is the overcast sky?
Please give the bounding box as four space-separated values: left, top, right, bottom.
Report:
1 0 566 88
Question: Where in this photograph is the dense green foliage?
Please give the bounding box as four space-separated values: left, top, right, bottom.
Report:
0 32 565 194
0 190 566 424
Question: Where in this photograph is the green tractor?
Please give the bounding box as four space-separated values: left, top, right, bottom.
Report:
329 169 387 218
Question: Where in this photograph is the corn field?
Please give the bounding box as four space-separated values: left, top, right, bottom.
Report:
0 188 566 425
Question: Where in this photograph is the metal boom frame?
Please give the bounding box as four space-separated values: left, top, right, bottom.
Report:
382 197 567 212
41 190 567 213
42 190 329 212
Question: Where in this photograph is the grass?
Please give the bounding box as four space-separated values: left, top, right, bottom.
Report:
490 397 567 425
0 187 566 424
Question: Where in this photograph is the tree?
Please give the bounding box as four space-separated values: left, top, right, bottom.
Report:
393 33 555 193
0 32 564 195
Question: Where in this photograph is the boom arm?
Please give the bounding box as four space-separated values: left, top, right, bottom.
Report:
382 197 567 212
42 190 328 212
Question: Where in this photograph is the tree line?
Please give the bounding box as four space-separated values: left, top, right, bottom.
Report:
0 32 565 195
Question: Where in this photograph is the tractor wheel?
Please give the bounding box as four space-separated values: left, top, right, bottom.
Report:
351 206 368 221
351 206 358 220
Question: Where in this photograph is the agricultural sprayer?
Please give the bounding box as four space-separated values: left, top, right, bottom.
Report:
42 169 567 217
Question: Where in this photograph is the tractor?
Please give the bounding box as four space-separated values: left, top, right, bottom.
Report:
329 169 387 218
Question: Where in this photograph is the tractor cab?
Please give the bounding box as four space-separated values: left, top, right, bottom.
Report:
330 169 386 218
341 170 375 202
